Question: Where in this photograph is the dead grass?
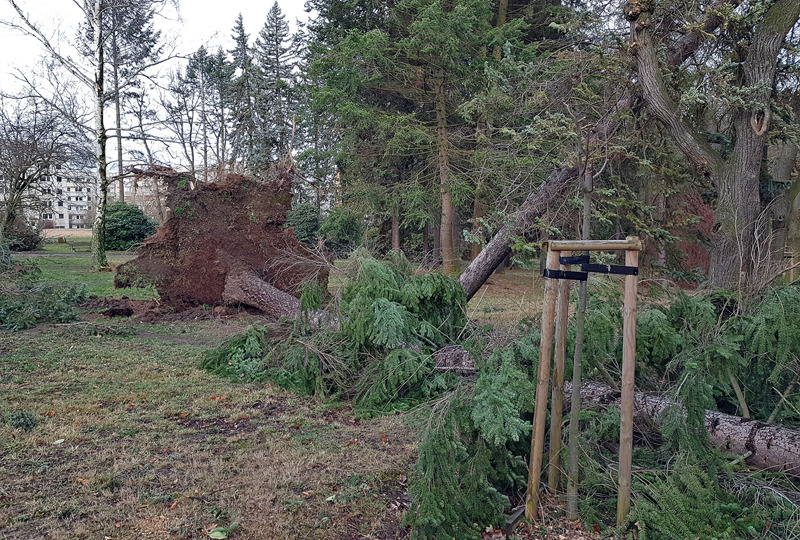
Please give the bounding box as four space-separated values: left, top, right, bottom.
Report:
0 319 415 539
467 269 546 326
41 229 94 239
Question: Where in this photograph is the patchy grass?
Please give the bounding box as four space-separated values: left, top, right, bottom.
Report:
0 319 415 539
467 269 546 325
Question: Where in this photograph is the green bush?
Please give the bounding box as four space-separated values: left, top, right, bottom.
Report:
6 409 38 430
3 220 43 251
286 203 320 246
105 202 156 251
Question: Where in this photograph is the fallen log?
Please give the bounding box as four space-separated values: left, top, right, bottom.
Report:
567 381 800 475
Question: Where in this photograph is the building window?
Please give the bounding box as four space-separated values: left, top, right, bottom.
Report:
76 187 82 192
56 176 62 182
58 214 64 219
87 195 91 201
56 189 62 195
58 200 63 207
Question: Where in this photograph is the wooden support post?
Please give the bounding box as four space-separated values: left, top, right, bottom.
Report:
526 249 560 519
616 248 639 525
548 251 571 492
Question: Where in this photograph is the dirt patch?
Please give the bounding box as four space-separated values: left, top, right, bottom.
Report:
171 414 257 437
115 166 328 315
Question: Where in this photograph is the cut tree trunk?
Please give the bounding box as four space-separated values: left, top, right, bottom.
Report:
566 381 800 475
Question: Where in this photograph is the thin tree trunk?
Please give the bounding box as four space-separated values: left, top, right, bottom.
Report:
423 222 430 263
567 166 593 520
391 208 400 252
112 22 124 202
435 73 455 274
91 0 109 271
432 225 441 268
493 0 509 61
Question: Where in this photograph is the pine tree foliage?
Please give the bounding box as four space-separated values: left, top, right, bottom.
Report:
0 245 86 331
629 465 767 540
405 333 539 539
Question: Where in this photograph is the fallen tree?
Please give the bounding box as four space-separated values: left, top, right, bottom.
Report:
115 165 328 319
566 381 800 476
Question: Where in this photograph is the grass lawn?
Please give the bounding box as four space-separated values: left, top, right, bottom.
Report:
2 248 548 539
1 248 419 539
1 318 415 539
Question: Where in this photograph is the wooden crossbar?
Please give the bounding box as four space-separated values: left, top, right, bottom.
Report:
542 237 642 252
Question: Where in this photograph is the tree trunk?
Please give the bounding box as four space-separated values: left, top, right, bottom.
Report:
627 0 800 289
493 0 509 61
422 222 430 262
222 263 301 319
435 72 455 274
91 0 109 271
566 382 800 476
458 166 577 299
471 192 485 260
112 22 124 202
432 225 441 268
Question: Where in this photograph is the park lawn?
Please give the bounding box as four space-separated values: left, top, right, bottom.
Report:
1 249 550 539
17 241 157 300
0 318 415 539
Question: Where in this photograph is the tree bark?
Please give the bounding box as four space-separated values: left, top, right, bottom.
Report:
626 0 800 289
566 381 800 476
458 166 577 299
435 72 455 274
222 263 302 319
112 19 124 202
91 0 109 271
391 208 400 252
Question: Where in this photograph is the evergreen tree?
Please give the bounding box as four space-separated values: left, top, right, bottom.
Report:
228 14 258 171
254 2 295 166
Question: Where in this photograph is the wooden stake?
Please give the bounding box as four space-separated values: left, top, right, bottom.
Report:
616 249 639 525
548 251 571 492
526 249 560 519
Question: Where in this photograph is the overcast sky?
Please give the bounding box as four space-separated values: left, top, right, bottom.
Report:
0 0 312 87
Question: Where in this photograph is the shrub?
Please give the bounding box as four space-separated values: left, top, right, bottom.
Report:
0 243 86 330
285 203 320 246
105 202 156 251
3 220 43 251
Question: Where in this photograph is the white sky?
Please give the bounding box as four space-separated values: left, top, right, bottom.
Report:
0 0 312 87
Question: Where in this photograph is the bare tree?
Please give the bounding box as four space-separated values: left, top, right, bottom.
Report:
0 98 87 239
2 0 176 269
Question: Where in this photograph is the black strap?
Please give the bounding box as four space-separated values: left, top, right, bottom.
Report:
558 255 638 276
542 269 588 281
